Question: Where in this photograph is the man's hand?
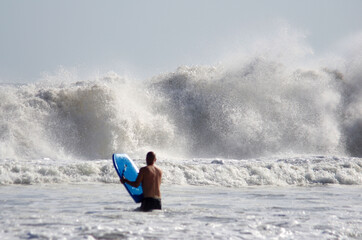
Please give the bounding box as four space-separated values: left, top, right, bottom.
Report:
120 176 126 184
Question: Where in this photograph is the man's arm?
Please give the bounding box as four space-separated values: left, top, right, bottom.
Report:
121 168 144 187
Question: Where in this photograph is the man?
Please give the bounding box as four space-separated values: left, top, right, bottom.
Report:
121 151 162 211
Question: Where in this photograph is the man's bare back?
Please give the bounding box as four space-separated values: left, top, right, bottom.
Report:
139 165 162 198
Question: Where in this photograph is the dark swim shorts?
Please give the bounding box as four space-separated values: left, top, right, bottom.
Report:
140 197 162 211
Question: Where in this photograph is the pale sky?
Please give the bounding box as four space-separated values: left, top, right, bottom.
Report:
1 0 362 83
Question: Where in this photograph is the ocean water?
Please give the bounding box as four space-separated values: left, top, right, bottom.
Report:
1 35 362 239
0 183 361 239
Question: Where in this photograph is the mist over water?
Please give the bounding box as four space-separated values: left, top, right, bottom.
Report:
1 33 362 160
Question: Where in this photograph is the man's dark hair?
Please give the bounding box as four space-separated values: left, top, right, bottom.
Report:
146 151 156 165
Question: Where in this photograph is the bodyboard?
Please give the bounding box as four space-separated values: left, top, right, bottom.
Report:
112 153 144 203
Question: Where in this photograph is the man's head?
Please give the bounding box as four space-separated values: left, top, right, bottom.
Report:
146 151 156 165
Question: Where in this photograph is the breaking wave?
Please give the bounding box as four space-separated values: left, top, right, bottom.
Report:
1 32 362 160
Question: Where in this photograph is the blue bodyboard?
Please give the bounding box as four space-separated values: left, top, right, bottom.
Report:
112 153 144 203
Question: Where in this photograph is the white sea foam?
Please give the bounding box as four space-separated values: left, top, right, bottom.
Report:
1 156 361 186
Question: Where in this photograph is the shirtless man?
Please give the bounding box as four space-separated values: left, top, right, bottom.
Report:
121 151 162 211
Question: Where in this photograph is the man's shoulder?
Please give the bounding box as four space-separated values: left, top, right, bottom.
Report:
140 166 149 171
154 166 162 175
140 165 153 172
142 165 162 173
139 166 148 175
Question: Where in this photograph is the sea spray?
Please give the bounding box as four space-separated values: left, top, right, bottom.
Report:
150 61 344 158
1 36 362 160
0 75 176 160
